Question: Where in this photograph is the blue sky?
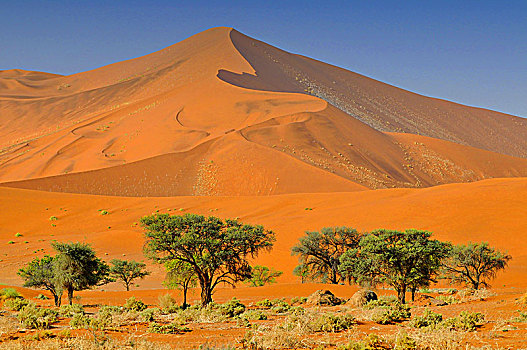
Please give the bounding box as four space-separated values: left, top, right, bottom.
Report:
1 1 526 117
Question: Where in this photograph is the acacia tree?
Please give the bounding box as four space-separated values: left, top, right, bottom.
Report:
293 264 310 284
52 242 112 305
164 260 197 308
291 227 361 284
245 265 283 287
141 213 275 306
340 229 450 304
442 242 511 290
109 259 150 291
18 255 63 306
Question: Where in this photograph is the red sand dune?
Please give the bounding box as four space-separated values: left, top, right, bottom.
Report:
1 27 527 196
0 177 525 288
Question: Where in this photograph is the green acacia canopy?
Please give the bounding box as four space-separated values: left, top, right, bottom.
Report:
141 213 275 306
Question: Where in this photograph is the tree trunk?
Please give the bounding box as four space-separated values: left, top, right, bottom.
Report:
411 286 417 302
182 285 188 309
125 282 130 291
200 285 212 307
53 292 62 307
67 286 74 305
198 275 213 307
397 285 407 304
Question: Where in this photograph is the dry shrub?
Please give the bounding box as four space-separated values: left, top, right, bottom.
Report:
516 292 527 307
157 294 178 313
456 289 496 302
405 328 466 350
340 329 466 350
0 334 171 349
0 315 19 336
347 290 377 308
243 309 355 349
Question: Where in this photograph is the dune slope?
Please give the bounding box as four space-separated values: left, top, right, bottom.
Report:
1 27 527 196
0 178 525 288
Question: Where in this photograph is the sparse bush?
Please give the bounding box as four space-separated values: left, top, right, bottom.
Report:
7 241 14 244
219 298 245 318
442 311 484 331
100 210 109 215
35 294 49 300
456 288 495 302
516 292 527 307
255 298 290 313
49 216 58 221
245 309 355 349
410 309 443 328
338 334 389 350
148 322 190 334
140 308 158 322
4 297 30 311
158 293 179 313
363 295 397 309
370 301 410 324
241 309 268 320
124 296 147 312
270 299 291 313
1 288 22 301
70 313 89 328
512 311 527 322
59 303 84 317
255 298 273 309
290 296 307 305
435 295 459 305
310 312 356 332
18 303 59 329
15 233 22 237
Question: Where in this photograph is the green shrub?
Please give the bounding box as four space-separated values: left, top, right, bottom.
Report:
364 295 398 309
124 296 147 312
435 295 459 305
59 303 84 317
71 309 114 330
291 296 307 305
70 313 89 329
49 216 58 221
15 233 22 237
241 309 268 320
409 309 443 328
35 294 49 300
311 312 356 332
255 298 273 308
290 306 306 316
370 301 410 324
219 298 245 318
100 210 109 215
4 297 30 311
18 303 58 329
1 288 22 300
442 311 484 331
140 308 158 322
512 311 527 322
148 322 190 334
270 299 291 313
338 334 389 350
158 293 179 313
255 298 290 313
